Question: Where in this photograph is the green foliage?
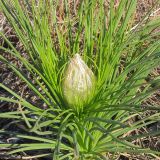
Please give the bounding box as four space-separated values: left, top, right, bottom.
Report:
0 0 160 159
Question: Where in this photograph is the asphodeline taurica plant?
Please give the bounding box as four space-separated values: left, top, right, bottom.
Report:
62 54 96 112
0 0 160 159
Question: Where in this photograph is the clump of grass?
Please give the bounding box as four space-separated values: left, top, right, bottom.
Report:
0 0 160 159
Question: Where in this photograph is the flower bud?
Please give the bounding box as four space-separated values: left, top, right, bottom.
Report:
62 54 96 110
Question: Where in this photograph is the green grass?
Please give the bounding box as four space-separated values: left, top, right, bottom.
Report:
0 0 160 159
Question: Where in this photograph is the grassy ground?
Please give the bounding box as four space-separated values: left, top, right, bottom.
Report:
0 0 160 160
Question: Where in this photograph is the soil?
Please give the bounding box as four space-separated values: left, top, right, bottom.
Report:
0 0 160 160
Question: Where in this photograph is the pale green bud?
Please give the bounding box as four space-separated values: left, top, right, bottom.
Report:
62 54 96 110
